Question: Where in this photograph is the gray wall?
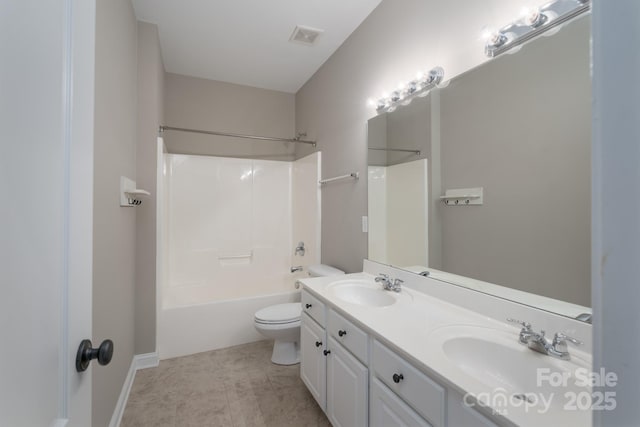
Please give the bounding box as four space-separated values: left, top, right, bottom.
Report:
135 22 164 355
439 17 591 306
295 0 518 273
93 0 138 425
163 73 295 159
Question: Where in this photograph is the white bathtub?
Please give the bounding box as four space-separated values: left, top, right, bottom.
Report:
158 288 301 360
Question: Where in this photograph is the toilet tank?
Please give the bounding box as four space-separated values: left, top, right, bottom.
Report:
307 264 345 277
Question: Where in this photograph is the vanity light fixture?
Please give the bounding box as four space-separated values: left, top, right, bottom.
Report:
484 0 590 57
368 66 444 114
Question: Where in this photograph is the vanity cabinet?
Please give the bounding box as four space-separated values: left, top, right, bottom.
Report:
300 290 369 426
301 289 501 427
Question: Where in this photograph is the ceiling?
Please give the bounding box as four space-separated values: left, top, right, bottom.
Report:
131 0 383 93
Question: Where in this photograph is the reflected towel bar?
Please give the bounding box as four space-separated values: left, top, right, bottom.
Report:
319 172 359 185
368 147 421 155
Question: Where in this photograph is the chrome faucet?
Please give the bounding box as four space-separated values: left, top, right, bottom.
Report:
291 266 303 273
507 318 582 361
374 273 403 292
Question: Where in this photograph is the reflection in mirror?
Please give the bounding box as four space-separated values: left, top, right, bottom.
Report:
368 95 433 271
367 15 591 321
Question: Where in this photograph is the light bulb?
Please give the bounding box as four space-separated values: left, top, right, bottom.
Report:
488 32 507 48
524 7 547 27
480 26 494 41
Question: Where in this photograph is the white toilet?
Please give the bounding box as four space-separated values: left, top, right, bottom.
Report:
254 264 345 365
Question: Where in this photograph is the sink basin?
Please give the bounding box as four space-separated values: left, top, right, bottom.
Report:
327 279 411 307
428 325 591 422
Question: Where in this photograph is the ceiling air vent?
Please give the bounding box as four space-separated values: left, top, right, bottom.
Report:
289 25 324 46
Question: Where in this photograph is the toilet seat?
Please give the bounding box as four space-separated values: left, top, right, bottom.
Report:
254 302 301 325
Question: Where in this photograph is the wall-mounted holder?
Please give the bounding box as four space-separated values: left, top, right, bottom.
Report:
440 187 483 206
120 176 151 207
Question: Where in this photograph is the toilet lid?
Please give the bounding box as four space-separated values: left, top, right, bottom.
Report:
255 303 301 324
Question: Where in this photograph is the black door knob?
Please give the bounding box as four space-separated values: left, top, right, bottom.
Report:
393 373 404 383
323 350 331 356
76 339 114 372
338 330 347 337
305 303 312 309
315 341 323 347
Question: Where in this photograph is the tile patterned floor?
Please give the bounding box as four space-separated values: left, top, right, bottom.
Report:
121 340 330 427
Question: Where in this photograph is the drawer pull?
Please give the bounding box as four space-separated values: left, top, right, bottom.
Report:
315 341 322 348
323 350 331 356
393 373 404 383
305 303 312 309
338 330 347 337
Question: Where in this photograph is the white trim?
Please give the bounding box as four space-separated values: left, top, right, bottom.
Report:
155 138 164 359
50 419 69 427
135 352 160 371
592 1 640 426
108 359 136 427
108 352 159 427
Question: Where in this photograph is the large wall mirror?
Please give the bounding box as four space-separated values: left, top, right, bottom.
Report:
367 15 591 320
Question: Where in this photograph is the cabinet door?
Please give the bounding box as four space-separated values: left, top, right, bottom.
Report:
371 377 432 427
326 337 368 427
300 313 327 410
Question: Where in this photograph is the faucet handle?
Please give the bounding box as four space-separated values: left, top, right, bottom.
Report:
507 318 532 330
375 273 389 282
553 332 583 347
393 278 404 286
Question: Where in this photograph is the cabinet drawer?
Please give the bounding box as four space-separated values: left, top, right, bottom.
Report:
371 377 431 427
328 309 369 364
372 340 445 427
301 290 326 327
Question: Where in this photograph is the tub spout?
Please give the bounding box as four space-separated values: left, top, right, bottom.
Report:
290 266 303 273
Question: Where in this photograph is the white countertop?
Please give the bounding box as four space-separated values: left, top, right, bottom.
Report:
299 272 592 427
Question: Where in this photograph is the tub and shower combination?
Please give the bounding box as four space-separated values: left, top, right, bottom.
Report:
157 147 321 359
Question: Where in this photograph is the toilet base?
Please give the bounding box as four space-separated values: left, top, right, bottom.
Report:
271 340 300 365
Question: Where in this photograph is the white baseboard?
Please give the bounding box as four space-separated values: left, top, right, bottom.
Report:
135 351 160 370
109 352 159 427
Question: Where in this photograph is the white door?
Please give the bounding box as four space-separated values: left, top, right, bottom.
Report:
0 1 95 426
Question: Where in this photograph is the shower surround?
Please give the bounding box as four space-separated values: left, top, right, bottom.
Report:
159 152 320 358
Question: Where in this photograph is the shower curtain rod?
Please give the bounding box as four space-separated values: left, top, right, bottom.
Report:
159 125 317 147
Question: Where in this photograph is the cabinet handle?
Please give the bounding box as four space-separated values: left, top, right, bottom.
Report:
305 303 312 309
315 341 322 347
393 373 404 383
323 350 331 356
338 330 347 337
